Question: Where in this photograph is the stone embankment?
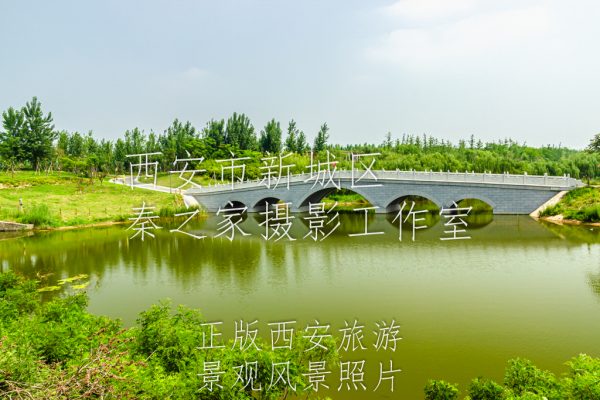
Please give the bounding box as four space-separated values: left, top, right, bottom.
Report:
0 221 34 232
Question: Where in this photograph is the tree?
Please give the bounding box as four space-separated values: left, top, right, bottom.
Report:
313 122 329 152
124 128 146 155
201 119 226 148
56 131 69 158
284 120 299 152
0 107 25 174
68 132 84 157
145 131 159 153
296 131 308 154
587 133 600 153
21 97 57 171
226 113 256 150
94 139 113 184
259 119 282 153
113 138 127 174
159 119 197 169
384 131 392 149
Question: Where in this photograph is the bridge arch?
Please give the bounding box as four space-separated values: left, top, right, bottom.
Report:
220 200 248 211
297 186 377 211
384 191 443 213
252 197 283 212
448 194 496 212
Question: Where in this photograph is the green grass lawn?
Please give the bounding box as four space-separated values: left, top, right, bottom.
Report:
0 171 182 228
540 186 600 222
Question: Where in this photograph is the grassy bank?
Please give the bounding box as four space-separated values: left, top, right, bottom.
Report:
0 171 184 228
540 186 600 223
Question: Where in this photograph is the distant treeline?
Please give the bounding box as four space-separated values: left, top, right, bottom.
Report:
1 97 599 181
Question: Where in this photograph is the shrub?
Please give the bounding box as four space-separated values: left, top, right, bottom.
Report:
503 358 559 397
0 271 39 322
17 204 59 227
563 354 600 399
133 300 207 373
424 379 459 399
157 204 200 218
469 377 506 399
539 204 561 217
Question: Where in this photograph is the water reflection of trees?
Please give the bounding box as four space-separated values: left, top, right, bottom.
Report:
539 221 600 244
0 215 597 303
589 272 600 298
0 224 264 299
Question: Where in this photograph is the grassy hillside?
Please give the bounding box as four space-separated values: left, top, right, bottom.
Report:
0 172 181 228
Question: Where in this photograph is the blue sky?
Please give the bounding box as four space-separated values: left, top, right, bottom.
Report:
1 0 599 148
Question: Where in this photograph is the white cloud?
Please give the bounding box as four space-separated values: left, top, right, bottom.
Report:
368 4 552 67
382 0 478 21
183 67 209 80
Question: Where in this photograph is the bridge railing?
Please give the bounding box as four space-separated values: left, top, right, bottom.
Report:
187 170 581 194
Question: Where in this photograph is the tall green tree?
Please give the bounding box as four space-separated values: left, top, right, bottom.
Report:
383 131 393 149
226 113 256 150
68 132 84 157
83 131 98 156
0 107 25 173
296 131 308 154
313 122 329 152
21 97 56 171
259 119 282 153
284 120 299 152
113 138 127 173
124 128 146 155
56 131 69 157
202 119 226 148
145 131 159 153
587 133 600 153
157 119 198 169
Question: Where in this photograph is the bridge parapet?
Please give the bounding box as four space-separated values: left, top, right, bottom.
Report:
186 170 581 195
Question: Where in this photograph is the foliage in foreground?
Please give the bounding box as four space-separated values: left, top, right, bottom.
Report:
1 271 598 399
424 356 600 400
0 271 337 399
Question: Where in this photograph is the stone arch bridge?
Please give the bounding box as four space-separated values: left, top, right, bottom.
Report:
184 170 582 214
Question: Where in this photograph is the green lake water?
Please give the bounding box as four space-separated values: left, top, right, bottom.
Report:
1 214 599 399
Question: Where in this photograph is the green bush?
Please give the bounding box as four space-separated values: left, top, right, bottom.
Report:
580 205 600 222
503 358 559 397
468 377 506 399
563 354 600 399
157 204 200 218
133 300 207 373
17 203 59 227
0 271 39 322
539 204 561 217
424 379 460 399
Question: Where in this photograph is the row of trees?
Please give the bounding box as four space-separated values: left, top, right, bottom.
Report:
0 98 333 177
202 114 327 154
1 97 599 181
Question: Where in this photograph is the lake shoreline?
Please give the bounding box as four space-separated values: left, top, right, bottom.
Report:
539 214 600 227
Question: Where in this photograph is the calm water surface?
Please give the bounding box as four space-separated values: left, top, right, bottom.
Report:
1 214 599 399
